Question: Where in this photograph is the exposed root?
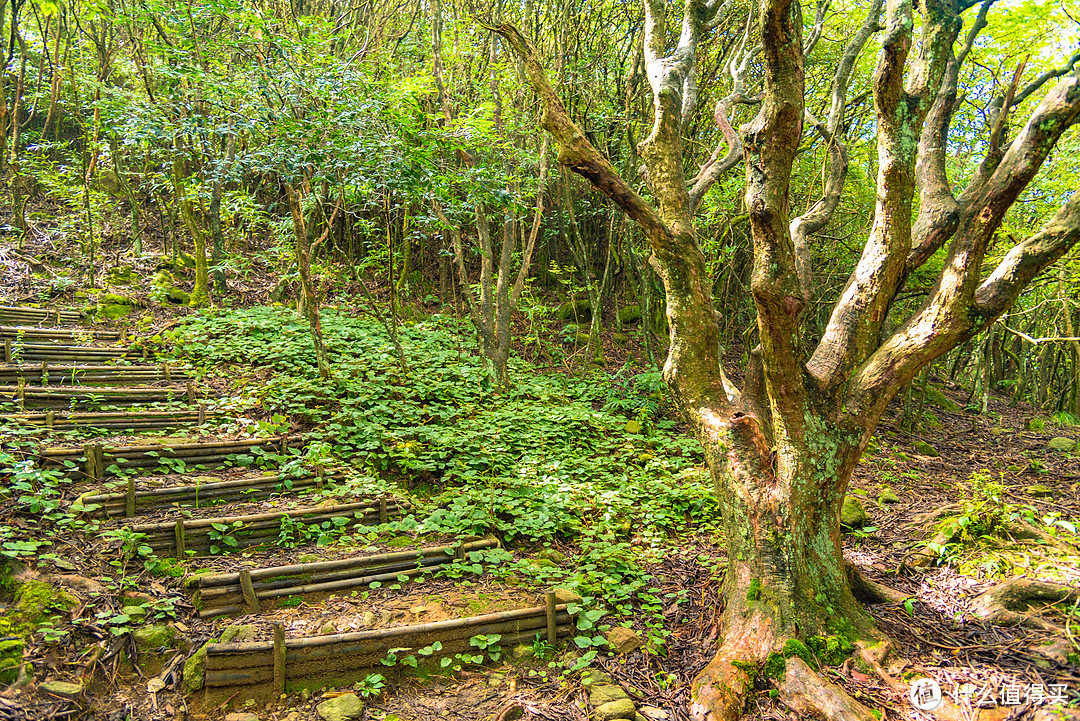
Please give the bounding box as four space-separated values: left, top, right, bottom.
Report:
845 561 907 604
690 615 776 721
778 656 878 721
970 578 1080 631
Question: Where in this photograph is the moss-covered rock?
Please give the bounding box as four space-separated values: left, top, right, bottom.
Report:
151 270 190 305
0 578 76 683
913 440 939 457
104 266 138 286
840 497 869 529
555 299 591 322
1048 437 1076 452
617 305 642 325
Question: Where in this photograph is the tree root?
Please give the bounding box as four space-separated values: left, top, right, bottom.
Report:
690 614 776 721
970 577 1080 631
778 656 878 721
845 561 908 604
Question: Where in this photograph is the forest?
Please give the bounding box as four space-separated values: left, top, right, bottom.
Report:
0 0 1078 719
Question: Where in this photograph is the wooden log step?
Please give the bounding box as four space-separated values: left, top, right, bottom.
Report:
3 384 212 410
40 436 300 479
0 326 124 343
189 536 499 618
0 306 82 325
3 409 218 433
126 497 409 558
0 363 190 386
201 601 574 696
77 468 347 518
2 343 147 364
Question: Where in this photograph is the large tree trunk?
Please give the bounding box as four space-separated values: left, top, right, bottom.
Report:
493 0 1080 716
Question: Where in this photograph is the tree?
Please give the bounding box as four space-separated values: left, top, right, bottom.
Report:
494 0 1080 717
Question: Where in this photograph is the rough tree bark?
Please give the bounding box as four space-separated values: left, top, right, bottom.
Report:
493 0 1080 717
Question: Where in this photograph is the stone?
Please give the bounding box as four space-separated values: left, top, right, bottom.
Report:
1048 437 1076 452
182 645 207 694
0 639 24 684
624 420 643 434
151 270 190 305
105 265 137 285
614 333 629 345
298 553 322 563
639 707 669 720
536 548 566 564
39 680 84 698
594 699 636 721
319 622 337 634
555 299 591 322
56 575 105 595
553 588 582 604
913 440 939 457
617 305 642 325
316 693 364 721
1006 465 1024 473
581 669 614 686
511 644 534 660
225 714 260 721
219 624 258 644
133 625 178 652
125 605 148 621
879 487 900 504
361 612 377 627
1026 484 1055 498
840 497 869 529
589 683 630 706
604 627 643 654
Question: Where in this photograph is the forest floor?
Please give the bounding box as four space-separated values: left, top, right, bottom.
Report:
0 235 1077 721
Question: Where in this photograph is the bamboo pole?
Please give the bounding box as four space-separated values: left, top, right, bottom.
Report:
273 625 285 696
240 570 261 613
546 590 557 646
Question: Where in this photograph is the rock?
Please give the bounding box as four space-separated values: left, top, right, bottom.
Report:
225 714 260 721
151 270 190 305
219 624 258 644
604 627 643 654
1006 465 1024 473
298 553 321 563
614 332 629 345
512 644 534 659
1025 484 1055 498
360 612 377 627
555 299 591 322
39 680 84 698
617 305 642 325
56 575 105 595
624 420 643 434
1048 437 1076 452
316 693 364 721
123 591 155 606
125 605 148 621
840 497 869 529
537 548 566 564
319 622 337 635
639 707 669 720
594 699 636 721
0 639 24 684
574 332 590 345
105 265 137 285
553 588 582 604
182 645 208 694
581 669 613 687
133 625 178 652
879 487 900 504
590 683 630 706
913 440 939 457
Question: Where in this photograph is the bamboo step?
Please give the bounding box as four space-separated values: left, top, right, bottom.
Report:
2 342 149 363
201 599 573 699
77 468 346 518
0 325 124 343
124 496 409 557
3 408 217 433
2 383 210 410
189 536 499 618
0 306 82 326
40 435 301 479
0 363 192 386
